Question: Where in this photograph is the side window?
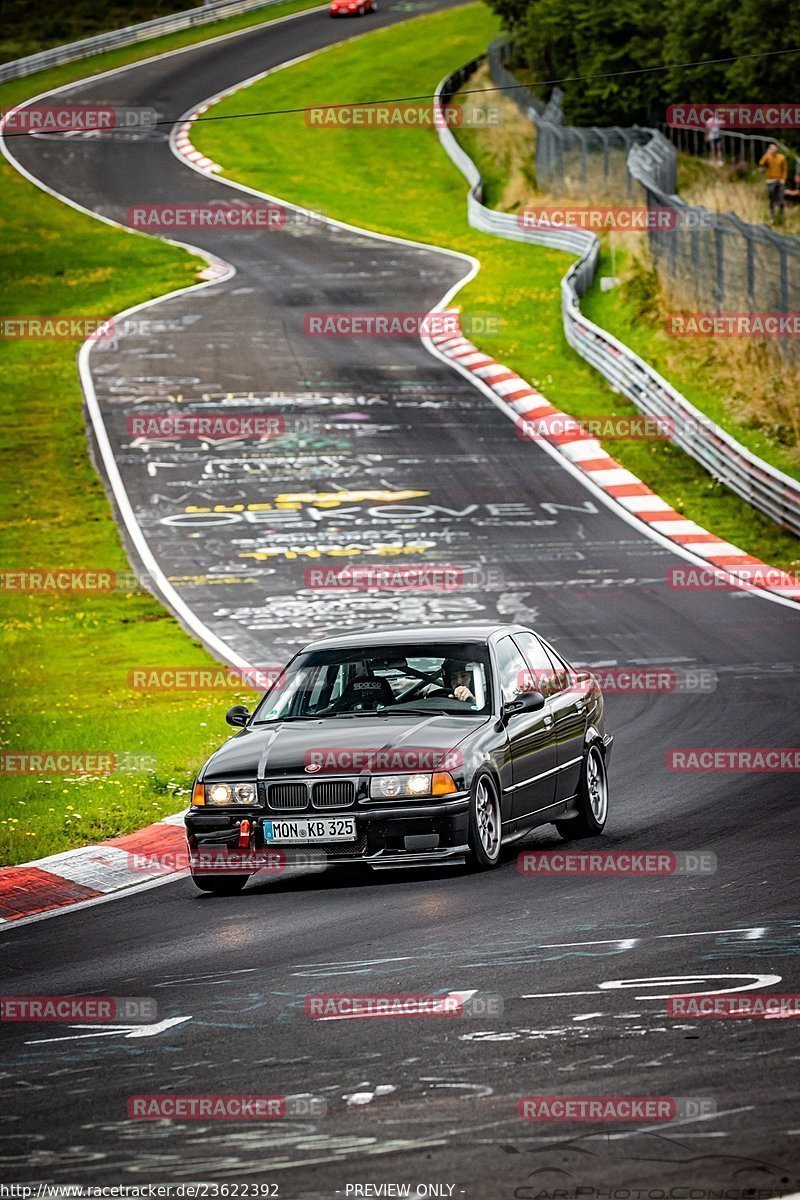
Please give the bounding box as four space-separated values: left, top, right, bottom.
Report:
494 636 530 705
542 642 572 694
514 631 562 696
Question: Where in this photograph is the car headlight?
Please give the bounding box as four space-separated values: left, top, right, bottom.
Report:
370 773 431 800
203 781 257 806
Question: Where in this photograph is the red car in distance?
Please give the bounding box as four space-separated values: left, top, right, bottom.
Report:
330 0 376 14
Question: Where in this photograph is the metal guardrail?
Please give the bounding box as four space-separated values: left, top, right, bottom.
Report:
436 61 800 538
0 0 293 83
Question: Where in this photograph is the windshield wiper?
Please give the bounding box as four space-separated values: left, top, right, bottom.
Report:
378 706 448 716
323 710 390 718
252 715 320 725
314 708 445 718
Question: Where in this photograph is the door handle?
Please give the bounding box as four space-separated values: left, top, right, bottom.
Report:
543 713 554 728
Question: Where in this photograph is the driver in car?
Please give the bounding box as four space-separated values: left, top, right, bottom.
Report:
446 660 475 703
421 659 475 704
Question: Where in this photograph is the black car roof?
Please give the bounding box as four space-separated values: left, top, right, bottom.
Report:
300 624 526 652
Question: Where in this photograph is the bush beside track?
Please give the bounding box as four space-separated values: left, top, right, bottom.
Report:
192 2 800 575
0 0 323 867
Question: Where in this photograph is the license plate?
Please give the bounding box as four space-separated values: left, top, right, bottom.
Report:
262 817 357 843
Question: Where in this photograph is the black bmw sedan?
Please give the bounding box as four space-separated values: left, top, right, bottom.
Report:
185 624 613 892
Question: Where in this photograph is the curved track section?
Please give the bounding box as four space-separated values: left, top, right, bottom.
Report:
1 5 799 1193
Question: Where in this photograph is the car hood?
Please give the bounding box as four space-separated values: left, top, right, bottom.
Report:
202 714 487 781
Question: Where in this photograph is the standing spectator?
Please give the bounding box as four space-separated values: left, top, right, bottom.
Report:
704 112 724 165
759 143 788 222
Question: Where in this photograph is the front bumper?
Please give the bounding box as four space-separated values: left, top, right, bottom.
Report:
185 794 470 871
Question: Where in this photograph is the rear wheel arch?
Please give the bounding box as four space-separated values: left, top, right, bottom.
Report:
555 741 609 840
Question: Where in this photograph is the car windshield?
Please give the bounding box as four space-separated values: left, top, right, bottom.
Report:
251 642 492 723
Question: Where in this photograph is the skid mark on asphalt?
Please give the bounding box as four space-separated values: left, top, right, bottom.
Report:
499 1129 799 1196
153 968 258 987
283 923 799 979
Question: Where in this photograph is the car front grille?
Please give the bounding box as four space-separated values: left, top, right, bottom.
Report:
312 780 355 808
266 778 358 811
267 782 308 811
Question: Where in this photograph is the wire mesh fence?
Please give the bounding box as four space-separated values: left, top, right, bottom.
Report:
661 123 795 171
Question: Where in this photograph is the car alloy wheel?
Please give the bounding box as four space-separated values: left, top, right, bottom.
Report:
555 743 609 840
469 773 502 869
586 745 608 826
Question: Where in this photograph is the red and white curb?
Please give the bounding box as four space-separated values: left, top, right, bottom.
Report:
428 330 800 603
171 66 280 175
0 812 187 925
174 101 222 174
170 6 329 176
173 106 242 271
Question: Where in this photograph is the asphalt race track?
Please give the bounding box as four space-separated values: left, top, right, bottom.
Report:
2 3 800 1195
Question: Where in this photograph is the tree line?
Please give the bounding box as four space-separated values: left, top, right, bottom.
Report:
484 0 799 128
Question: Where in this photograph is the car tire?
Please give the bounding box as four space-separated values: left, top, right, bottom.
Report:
191 873 249 895
467 772 502 870
554 743 608 840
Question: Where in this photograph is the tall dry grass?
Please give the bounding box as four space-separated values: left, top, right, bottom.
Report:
619 251 800 462
678 155 800 234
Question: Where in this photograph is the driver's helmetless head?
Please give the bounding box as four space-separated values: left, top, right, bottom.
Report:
446 661 471 689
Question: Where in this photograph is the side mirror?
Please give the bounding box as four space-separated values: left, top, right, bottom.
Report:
226 705 250 728
503 690 545 718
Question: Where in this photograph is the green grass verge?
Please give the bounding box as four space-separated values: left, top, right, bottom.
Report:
192 2 800 575
0 1 325 867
